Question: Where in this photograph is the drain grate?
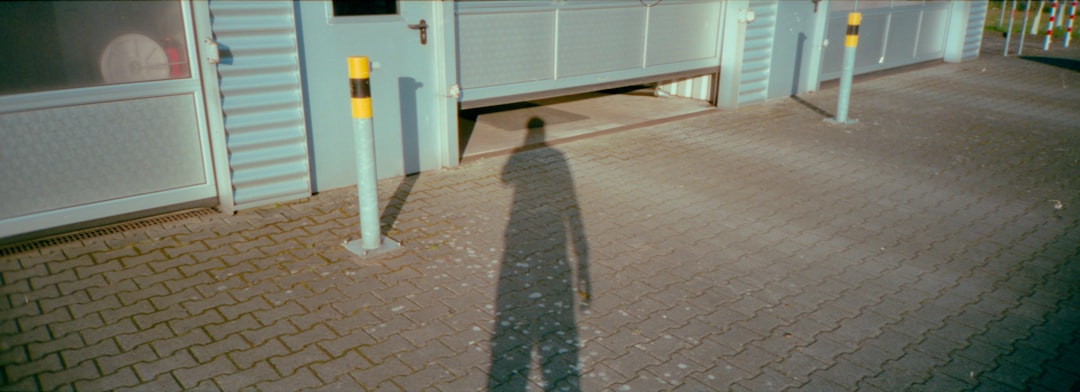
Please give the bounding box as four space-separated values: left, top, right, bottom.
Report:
0 208 217 257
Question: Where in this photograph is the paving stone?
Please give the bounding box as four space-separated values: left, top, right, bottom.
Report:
26 331 83 362
173 354 238 390
253 301 306 326
221 314 283 345
214 360 281 391
316 329 379 359
66 293 120 320
46 254 96 276
348 357 413 390
118 250 169 270
17 306 72 334
204 313 260 342
188 332 250 364
133 349 197 382
5 353 63 384
256 367 322 391
96 344 158 377
2 264 48 288
0 376 38 391
311 350 371 383
3 33 1079 392
117 282 169 307
61 339 120 369
73 366 140 391
151 328 212 357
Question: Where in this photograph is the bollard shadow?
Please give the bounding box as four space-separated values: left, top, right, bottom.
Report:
791 32 806 96
381 77 423 235
790 95 834 118
488 117 590 392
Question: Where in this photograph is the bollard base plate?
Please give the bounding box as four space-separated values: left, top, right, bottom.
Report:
344 236 401 257
825 117 859 125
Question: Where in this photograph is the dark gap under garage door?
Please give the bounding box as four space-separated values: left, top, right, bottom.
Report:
458 85 714 161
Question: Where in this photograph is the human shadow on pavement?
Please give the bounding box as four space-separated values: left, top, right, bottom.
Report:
488 117 591 392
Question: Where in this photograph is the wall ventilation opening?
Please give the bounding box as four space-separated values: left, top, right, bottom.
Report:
0 208 216 257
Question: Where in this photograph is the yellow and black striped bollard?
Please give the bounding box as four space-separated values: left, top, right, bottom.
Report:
344 56 399 256
830 12 861 125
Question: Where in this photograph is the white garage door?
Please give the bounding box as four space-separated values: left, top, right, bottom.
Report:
455 0 723 109
820 0 953 80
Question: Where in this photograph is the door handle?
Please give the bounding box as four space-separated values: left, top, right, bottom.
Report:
408 19 428 45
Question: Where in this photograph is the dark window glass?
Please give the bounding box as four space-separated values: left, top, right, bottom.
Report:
0 1 189 96
332 1 397 16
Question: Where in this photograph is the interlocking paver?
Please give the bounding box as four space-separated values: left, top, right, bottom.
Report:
172 354 238 390
5 353 62 385
115 371 184 392
2 31 1079 391
215 360 280 391
151 328 212 358
112 322 172 352
242 319 299 347
96 344 157 377
37 358 98 390
133 349 197 382
256 367 322 391
190 332 251 363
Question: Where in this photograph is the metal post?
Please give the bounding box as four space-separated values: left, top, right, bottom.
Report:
344 56 400 256
1006 0 1020 55
1032 1 1046 35
1001 0 1010 26
1020 0 1033 54
828 12 860 125
1045 1 1057 50
1058 0 1068 26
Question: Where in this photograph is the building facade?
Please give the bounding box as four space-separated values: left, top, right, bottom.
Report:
0 0 987 241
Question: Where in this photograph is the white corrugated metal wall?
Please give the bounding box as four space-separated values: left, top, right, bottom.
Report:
962 1 988 59
738 0 778 105
209 1 311 211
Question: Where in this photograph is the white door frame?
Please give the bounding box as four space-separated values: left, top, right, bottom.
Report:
189 0 233 214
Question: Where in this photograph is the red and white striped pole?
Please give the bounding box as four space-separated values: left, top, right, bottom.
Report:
1045 1 1058 50
1066 0 1077 47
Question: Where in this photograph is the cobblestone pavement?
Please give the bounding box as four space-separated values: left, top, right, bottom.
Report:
3 33 1079 391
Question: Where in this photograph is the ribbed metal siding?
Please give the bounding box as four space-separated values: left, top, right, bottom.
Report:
962 0 988 59
738 0 777 105
209 1 311 210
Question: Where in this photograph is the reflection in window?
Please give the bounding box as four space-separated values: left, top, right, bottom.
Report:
0 1 188 96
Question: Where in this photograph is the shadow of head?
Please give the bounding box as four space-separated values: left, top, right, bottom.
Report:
526 116 546 145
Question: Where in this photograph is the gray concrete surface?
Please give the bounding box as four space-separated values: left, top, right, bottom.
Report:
2 32 1079 391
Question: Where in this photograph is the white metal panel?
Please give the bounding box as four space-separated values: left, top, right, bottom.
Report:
209 0 310 210
646 1 722 66
458 11 556 89
558 6 645 77
821 1 953 81
738 0 777 105
456 0 722 108
0 95 206 221
917 7 950 58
